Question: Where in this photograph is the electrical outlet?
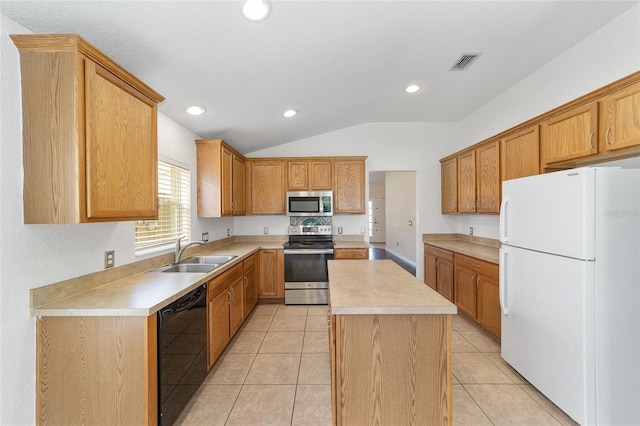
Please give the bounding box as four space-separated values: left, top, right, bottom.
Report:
104 250 115 269
263 227 269 234
469 226 474 236
202 232 209 242
227 228 230 237
338 226 343 234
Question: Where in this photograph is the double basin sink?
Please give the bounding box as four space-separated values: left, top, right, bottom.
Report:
152 255 237 273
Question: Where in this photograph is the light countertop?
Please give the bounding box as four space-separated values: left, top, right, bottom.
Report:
423 234 499 264
328 259 457 315
30 241 285 317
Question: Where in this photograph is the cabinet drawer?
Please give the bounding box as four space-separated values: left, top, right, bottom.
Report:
424 245 454 263
455 254 498 279
208 263 243 297
243 253 256 270
334 248 369 259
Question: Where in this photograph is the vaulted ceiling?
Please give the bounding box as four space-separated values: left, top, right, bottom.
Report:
2 1 636 153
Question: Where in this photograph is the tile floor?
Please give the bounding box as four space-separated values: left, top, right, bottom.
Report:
175 304 578 426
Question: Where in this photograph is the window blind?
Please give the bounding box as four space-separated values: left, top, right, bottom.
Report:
135 160 191 253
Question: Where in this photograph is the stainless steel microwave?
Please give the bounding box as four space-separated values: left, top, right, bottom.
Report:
286 191 333 216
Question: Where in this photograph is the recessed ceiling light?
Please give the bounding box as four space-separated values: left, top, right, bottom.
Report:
186 105 206 116
405 84 421 93
283 109 297 118
242 0 271 22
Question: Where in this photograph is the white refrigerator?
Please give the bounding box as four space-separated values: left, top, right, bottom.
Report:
499 166 640 426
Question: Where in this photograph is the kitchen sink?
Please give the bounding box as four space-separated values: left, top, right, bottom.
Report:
153 263 220 273
181 255 237 265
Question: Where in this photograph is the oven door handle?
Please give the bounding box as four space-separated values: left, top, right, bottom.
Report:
284 249 334 255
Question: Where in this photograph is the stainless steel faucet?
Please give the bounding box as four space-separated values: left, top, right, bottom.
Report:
174 235 206 264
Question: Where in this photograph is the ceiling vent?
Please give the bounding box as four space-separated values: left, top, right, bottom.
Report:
450 53 481 71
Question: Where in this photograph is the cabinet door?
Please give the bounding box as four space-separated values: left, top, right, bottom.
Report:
258 249 284 298
424 253 438 291
287 160 309 191
457 151 476 213
541 102 598 165
229 278 244 337
500 125 540 181
221 147 234 216
437 260 454 302
476 140 500 213
84 60 158 220
310 160 333 190
334 159 366 214
477 274 501 337
232 154 246 215
440 158 458 213
602 81 640 152
250 161 286 214
207 285 230 369
454 265 476 318
244 265 258 316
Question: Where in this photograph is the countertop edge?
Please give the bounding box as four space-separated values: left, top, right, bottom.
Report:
331 306 458 315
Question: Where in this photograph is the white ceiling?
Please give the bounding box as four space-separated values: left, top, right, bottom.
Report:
2 1 637 154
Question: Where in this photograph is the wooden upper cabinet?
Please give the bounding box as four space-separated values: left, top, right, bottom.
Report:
457 150 476 213
476 140 500 213
287 159 333 191
334 158 366 214
11 34 164 224
541 102 599 166
309 160 333 190
602 81 640 152
248 159 286 214
440 157 458 214
500 125 540 181
196 139 246 217
287 160 309 191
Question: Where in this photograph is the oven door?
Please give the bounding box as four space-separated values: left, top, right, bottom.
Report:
284 249 334 284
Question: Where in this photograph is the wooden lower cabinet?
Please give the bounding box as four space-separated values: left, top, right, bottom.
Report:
258 249 285 299
330 313 452 425
207 262 244 368
454 253 501 338
243 254 258 315
36 315 158 425
424 244 454 302
333 248 369 259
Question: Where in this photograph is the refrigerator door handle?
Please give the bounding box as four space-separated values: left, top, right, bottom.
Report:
499 197 509 243
499 248 508 316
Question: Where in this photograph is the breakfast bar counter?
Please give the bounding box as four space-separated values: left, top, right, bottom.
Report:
328 259 456 426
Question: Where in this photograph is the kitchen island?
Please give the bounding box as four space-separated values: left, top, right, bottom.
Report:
328 259 457 425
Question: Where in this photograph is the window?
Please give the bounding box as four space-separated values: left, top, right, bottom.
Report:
135 160 191 254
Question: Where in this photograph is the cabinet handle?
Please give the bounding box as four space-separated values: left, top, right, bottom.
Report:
230 286 235 301
227 290 231 304
588 132 595 151
244 276 248 288
605 128 611 146
471 274 477 287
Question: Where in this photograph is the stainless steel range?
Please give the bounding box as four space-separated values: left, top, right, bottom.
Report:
283 225 334 304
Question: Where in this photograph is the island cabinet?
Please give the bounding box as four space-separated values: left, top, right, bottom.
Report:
333 158 367 214
424 244 454 302
196 139 246 217
541 102 599 167
10 34 164 224
500 125 540 181
328 260 457 425
247 159 286 214
36 315 158 425
287 159 333 191
207 263 244 368
257 249 285 299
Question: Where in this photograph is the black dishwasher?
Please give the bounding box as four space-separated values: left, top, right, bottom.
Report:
157 283 207 425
